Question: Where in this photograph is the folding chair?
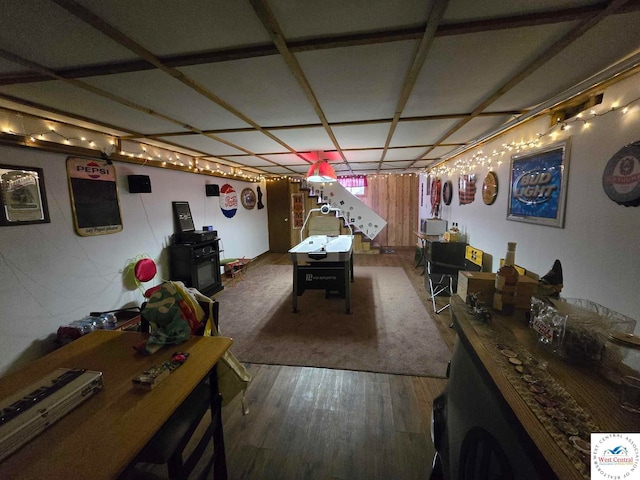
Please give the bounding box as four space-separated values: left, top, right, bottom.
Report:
427 260 462 314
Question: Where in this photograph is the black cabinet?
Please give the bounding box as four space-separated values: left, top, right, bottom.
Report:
423 240 467 290
427 240 467 267
169 239 223 296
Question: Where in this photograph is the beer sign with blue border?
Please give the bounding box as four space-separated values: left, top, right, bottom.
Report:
507 140 570 228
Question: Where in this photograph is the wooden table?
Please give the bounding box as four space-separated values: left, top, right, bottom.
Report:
0 330 232 479
447 295 640 479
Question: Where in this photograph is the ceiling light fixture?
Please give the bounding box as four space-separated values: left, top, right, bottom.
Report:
306 159 337 183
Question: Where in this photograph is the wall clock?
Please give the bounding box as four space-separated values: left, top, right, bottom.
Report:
482 171 498 205
241 187 257 209
442 180 452 205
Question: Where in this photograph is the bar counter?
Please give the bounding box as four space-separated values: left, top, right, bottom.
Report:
446 295 640 480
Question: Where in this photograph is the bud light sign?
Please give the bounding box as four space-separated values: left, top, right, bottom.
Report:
507 141 569 228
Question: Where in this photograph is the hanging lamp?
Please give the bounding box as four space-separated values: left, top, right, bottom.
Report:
306 159 337 183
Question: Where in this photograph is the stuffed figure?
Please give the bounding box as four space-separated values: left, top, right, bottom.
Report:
136 281 203 354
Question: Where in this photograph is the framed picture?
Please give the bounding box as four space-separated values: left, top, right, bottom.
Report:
291 193 304 229
0 164 50 226
507 139 570 228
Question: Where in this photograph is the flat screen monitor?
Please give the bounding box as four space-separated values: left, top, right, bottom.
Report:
172 201 195 233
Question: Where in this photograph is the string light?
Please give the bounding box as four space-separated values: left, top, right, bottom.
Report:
421 93 640 178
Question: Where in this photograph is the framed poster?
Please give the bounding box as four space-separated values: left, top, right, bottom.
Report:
507 140 570 228
0 164 50 226
66 157 122 236
291 193 304 229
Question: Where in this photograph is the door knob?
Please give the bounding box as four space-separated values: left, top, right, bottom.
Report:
284 218 288 221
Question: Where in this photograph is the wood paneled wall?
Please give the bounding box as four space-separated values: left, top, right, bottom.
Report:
362 174 419 247
288 175 419 248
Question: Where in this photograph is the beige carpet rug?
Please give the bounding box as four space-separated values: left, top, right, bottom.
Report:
213 265 450 377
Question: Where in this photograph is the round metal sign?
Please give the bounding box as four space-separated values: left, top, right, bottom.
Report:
602 141 640 207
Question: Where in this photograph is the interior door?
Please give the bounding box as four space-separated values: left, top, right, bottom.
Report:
266 178 291 253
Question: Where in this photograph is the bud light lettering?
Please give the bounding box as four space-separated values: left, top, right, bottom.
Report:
513 169 557 205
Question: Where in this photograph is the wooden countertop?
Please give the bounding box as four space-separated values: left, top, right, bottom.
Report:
450 295 640 480
0 330 232 479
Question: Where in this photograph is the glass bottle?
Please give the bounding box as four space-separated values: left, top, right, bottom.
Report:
493 242 519 315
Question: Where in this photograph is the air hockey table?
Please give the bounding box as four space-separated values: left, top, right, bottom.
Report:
288 235 354 313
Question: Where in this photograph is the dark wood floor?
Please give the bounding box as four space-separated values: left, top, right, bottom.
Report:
218 248 455 480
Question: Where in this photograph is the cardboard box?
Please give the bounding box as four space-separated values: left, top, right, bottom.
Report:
515 275 538 309
457 271 495 305
456 271 538 309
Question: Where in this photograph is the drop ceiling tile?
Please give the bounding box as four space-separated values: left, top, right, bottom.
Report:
347 162 379 170
445 115 513 144
332 122 392 149
296 42 417 122
343 150 383 162
270 0 429 40
266 126 334 151
0 0 137 68
490 12 640 111
260 153 309 165
391 118 461 147
384 147 429 161
443 0 600 22
181 56 320 127
424 145 462 159
76 0 271 54
412 159 439 169
156 134 245 156
0 81 179 134
214 130 291 153
216 155 275 167
259 165 302 174
84 71 251 131
121 139 202 158
403 23 572 116
383 160 414 169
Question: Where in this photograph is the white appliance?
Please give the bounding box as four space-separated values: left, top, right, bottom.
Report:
420 218 447 236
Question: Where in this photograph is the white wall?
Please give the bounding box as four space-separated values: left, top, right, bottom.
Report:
0 147 269 374
419 72 640 326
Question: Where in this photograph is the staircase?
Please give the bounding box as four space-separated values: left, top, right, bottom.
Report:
301 181 387 254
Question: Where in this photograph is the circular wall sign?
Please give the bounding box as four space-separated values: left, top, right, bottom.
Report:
602 141 640 207
482 171 498 205
219 183 238 218
442 180 452 205
241 187 257 210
